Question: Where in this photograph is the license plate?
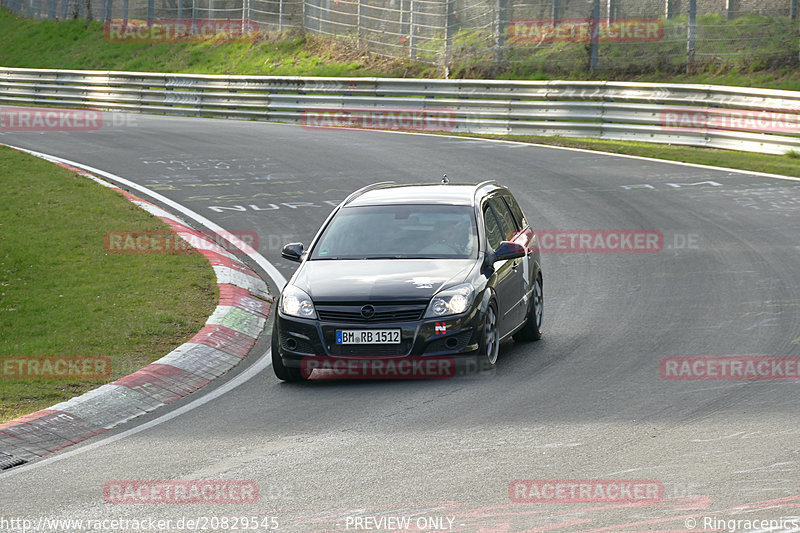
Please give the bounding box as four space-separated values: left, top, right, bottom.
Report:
336 329 401 344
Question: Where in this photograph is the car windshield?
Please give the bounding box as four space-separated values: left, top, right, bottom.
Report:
310 204 478 260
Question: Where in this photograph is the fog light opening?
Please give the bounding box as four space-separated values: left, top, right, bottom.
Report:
445 337 459 349
286 338 298 351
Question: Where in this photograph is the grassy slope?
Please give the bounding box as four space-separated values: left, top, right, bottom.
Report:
0 146 217 422
2 10 800 88
0 10 431 76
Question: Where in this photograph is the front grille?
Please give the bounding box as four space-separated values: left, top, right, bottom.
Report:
316 303 427 323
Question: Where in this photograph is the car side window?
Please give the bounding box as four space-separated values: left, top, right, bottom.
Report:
502 194 527 229
483 205 504 250
489 197 518 241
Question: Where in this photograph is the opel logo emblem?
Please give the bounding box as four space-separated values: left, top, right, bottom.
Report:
361 305 375 319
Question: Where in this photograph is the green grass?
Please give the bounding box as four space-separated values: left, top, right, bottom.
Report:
0 10 432 77
430 133 800 177
2 9 800 88
0 146 217 422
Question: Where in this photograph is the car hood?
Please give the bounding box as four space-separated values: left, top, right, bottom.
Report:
292 259 476 302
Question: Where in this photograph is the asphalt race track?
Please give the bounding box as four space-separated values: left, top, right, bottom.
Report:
1 113 800 532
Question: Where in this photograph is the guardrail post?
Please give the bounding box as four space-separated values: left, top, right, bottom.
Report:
725 0 734 20
792 0 797 20
494 0 506 67
664 0 673 19
551 0 558 25
686 0 696 74
589 0 599 72
279 0 284 30
177 0 182 22
146 0 153 25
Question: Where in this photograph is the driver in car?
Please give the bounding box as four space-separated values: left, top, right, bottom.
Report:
418 218 475 256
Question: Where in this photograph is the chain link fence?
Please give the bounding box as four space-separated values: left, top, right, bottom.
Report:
2 0 799 73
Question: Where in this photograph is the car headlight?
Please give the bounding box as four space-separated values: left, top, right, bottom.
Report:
280 285 317 319
425 283 474 318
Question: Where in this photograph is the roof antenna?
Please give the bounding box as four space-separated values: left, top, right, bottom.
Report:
441 174 449 184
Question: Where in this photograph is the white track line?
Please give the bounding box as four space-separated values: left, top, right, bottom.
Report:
0 146 286 478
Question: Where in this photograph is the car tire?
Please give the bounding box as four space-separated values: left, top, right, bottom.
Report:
479 300 500 368
513 273 543 342
271 322 306 382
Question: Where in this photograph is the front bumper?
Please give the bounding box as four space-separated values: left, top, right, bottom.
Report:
274 306 483 375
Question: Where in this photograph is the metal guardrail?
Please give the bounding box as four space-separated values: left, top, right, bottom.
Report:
2 66 800 155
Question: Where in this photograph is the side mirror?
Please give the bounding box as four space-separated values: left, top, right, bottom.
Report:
281 242 304 263
482 241 525 273
493 241 526 262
